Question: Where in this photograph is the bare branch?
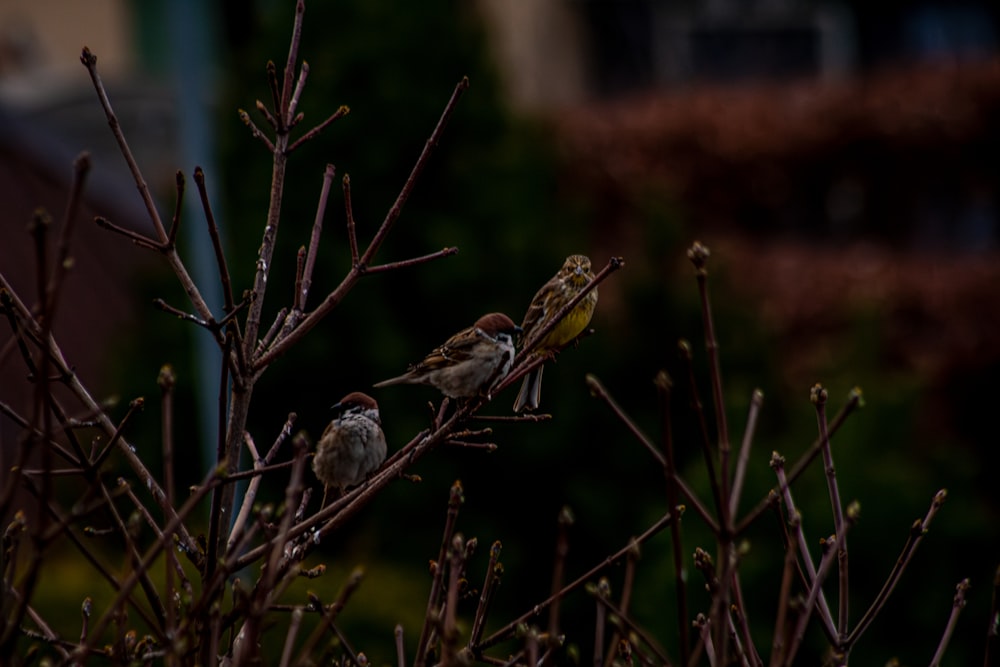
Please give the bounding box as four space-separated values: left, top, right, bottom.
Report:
344 173 359 266
363 247 460 274
415 481 465 667
687 241 732 532
94 215 163 251
929 579 971 667
288 60 310 121
299 164 336 308
586 373 718 534
475 510 675 651
239 108 276 152
287 105 350 153
737 388 863 532
194 167 235 313
729 389 764 518
846 489 948 646
359 76 469 267
46 152 90 319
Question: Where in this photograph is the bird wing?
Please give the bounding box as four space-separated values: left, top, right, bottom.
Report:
410 324 485 372
521 276 562 336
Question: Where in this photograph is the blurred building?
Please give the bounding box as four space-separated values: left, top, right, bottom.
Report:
0 0 211 454
478 0 999 108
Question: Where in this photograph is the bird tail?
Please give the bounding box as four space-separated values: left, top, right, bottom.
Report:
513 366 544 413
372 374 410 389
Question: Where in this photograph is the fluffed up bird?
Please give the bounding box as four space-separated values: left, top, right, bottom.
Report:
373 312 521 400
513 254 597 412
312 392 387 506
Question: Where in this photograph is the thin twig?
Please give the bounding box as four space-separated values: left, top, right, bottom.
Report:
152 297 210 327
46 152 90 319
80 48 165 240
677 340 725 528
257 306 289 357
167 170 184 248
441 534 467 666
205 332 234 583
476 510 675 651
983 564 999 667
595 578 609 667
395 624 406 667
253 79 471 371
737 388 863 532
587 373 718 533
811 384 847 640
929 579 971 667
783 502 859 667
768 512 799 667
287 105 350 153
278 1 304 126
299 164 336 308
468 541 503 650
0 276 202 560
358 77 469 268
288 60 309 120
81 47 217 329
729 389 763 519
90 397 144 470
239 108 276 152
266 61 283 130
344 174 359 266
70 464 225 661
602 541 640 667
279 607 304 667
593 592 674 667
655 371 691 664
845 489 947 646
363 247 460 274
94 215 163 250
548 507 574 646
737 569 765 666
688 241 731 532
415 481 465 667
194 167 235 313
292 569 364 664
771 453 838 643
228 414 297 553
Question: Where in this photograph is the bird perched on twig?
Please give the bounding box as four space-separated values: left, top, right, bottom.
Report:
312 392 387 506
514 254 598 412
373 312 521 400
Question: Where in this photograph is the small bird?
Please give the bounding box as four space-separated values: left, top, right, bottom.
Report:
373 313 521 399
312 392 387 505
514 254 598 412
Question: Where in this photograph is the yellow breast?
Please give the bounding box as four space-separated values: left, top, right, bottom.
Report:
536 293 597 352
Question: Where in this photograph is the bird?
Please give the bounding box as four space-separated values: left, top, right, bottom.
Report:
312 392 387 506
373 312 521 400
513 254 597 412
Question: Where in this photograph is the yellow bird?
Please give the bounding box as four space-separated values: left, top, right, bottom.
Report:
513 254 597 412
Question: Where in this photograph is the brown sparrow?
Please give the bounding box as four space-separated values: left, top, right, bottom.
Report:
373 313 521 399
312 392 387 503
514 254 597 412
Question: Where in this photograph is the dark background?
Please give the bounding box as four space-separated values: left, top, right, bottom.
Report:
1 1 997 664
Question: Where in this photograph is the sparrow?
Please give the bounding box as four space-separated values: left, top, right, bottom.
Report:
373 313 521 399
312 392 387 504
513 254 597 412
